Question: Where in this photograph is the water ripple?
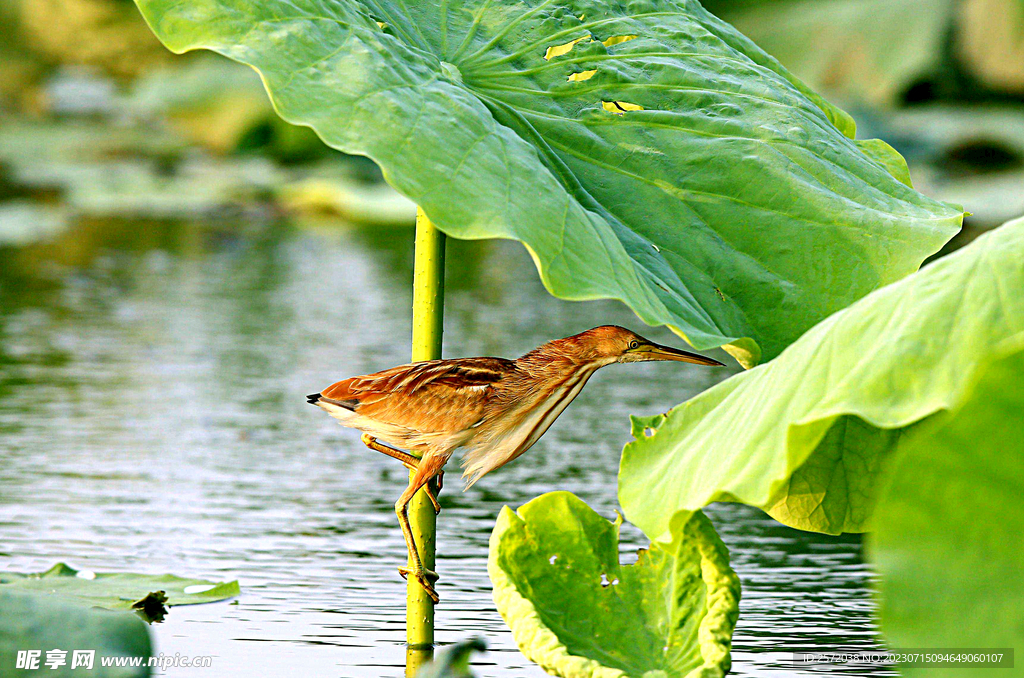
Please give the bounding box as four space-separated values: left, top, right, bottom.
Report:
0 221 891 676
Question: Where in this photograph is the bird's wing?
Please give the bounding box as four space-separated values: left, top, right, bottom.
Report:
319 357 513 434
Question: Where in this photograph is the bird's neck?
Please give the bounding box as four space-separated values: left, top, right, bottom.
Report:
515 345 614 380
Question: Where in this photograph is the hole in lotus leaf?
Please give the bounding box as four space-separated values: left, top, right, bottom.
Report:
376 21 388 29
644 427 655 438
549 555 558 565
602 101 644 114
602 35 637 47
611 577 620 585
567 69 597 82
652 243 660 252
183 584 218 595
600 573 610 587
75 569 96 580
544 35 590 60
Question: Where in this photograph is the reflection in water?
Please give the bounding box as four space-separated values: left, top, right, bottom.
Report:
0 218 892 676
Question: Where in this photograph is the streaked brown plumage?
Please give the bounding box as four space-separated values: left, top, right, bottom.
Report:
307 325 723 602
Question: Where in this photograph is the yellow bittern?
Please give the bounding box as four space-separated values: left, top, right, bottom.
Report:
307 325 723 602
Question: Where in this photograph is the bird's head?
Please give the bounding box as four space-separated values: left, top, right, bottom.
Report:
578 325 725 366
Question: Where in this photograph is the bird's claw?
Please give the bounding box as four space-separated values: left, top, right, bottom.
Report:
427 471 444 515
398 566 439 583
398 567 440 603
422 477 441 515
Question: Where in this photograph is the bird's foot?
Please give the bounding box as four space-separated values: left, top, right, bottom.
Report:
426 471 444 515
398 566 440 603
398 566 439 583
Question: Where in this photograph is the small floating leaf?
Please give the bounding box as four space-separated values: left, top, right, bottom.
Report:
0 562 240 617
620 217 1024 540
415 638 487 678
870 336 1024 658
489 492 740 678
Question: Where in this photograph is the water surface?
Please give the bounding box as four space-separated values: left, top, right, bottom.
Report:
0 218 891 676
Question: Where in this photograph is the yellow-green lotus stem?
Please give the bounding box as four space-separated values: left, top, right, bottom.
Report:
406 206 445 674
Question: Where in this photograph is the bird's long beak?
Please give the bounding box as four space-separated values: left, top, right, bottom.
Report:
637 343 725 366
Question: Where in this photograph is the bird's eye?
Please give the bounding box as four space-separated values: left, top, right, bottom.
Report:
629 340 639 349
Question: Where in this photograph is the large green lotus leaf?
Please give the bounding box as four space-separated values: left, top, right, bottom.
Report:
0 589 152 678
0 563 240 612
132 0 962 366
619 216 1024 539
869 337 1024 677
489 491 740 678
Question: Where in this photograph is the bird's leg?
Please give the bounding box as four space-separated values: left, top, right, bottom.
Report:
395 452 446 604
361 434 441 514
361 433 420 466
408 467 442 515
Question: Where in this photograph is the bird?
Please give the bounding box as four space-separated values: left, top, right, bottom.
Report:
306 325 724 602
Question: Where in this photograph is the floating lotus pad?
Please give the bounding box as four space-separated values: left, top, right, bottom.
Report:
620 216 1024 539
489 492 739 678
132 0 962 366
0 563 240 614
